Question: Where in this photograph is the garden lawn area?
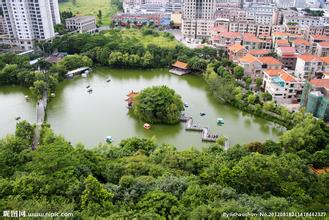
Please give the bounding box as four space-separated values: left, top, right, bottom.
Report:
59 0 117 25
104 29 183 48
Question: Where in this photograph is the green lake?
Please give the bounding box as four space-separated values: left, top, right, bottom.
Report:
0 68 285 149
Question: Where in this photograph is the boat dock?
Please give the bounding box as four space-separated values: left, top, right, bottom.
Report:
180 114 229 146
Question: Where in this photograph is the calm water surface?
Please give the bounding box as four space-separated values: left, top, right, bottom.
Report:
45 67 284 149
0 68 284 149
0 86 35 136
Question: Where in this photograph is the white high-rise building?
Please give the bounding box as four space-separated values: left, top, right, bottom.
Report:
182 0 216 41
0 0 61 50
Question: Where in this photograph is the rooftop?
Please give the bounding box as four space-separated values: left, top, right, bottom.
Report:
278 46 296 54
258 56 282 65
239 54 259 63
172 60 188 70
264 69 297 82
321 56 329 64
297 54 322 62
243 35 262 43
248 49 270 56
276 39 289 46
319 42 329 47
311 35 329 41
228 44 245 53
221 32 241 38
310 79 329 89
292 38 310 46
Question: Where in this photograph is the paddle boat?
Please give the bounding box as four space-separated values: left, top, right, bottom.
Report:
200 112 206 116
217 118 225 125
15 116 21 121
105 136 113 143
106 78 111 82
184 103 189 108
87 88 93 93
25 95 29 101
50 93 56 97
143 123 151 130
86 85 91 89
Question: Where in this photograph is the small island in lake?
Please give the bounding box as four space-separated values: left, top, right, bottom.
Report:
130 86 184 125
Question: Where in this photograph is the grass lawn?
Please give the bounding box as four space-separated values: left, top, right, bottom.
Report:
59 0 117 25
104 29 182 48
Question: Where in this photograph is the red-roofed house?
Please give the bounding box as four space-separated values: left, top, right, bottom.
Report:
212 32 242 48
292 39 311 55
248 49 270 57
276 47 297 70
237 54 262 78
316 42 329 57
321 56 329 73
295 54 323 79
242 35 262 50
274 39 290 50
258 56 283 70
227 44 247 62
263 69 303 104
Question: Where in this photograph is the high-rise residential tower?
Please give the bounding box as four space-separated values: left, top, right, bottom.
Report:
0 0 61 50
182 0 216 41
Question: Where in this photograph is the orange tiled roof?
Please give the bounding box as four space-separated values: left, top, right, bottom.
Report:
311 35 329 41
221 32 241 38
248 49 270 56
319 42 329 47
298 54 322 62
310 166 329 175
280 71 296 82
272 32 289 37
310 79 329 89
278 47 296 55
228 44 245 53
276 39 289 45
172 61 188 69
264 69 296 82
321 56 329 64
258 56 282 65
239 54 259 63
243 35 262 43
293 38 310 46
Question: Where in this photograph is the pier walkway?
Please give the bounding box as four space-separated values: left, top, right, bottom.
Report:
32 92 48 150
180 114 229 148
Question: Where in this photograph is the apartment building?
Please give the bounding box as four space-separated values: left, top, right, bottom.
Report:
276 47 297 70
182 0 215 40
238 54 262 78
242 35 263 50
0 15 5 34
238 54 282 78
0 0 60 50
295 54 324 79
212 31 242 48
263 69 303 104
228 22 271 36
301 79 329 121
316 42 329 57
227 44 247 62
65 16 97 33
292 38 311 54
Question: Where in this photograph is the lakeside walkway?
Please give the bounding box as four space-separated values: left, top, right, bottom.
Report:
180 114 229 149
32 91 48 150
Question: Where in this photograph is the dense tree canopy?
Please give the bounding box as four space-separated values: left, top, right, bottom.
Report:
0 120 328 218
133 86 184 124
